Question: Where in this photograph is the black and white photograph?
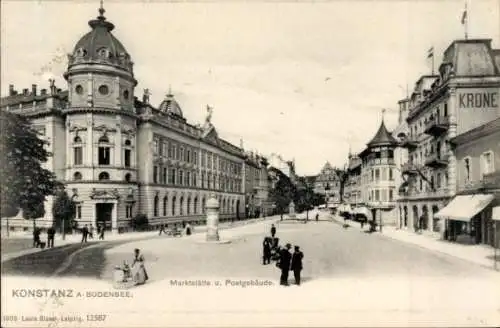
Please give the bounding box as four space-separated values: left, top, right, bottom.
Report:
1 0 500 327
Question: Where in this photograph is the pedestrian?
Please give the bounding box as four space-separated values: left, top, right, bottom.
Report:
291 245 304 285
47 226 55 248
33 228 41 248
99 224 105 240
315 213 319 222
270 224 276 238
89 224 94 239
278 243 292 286
262 237 271 265
185 223 192 236
81 224 89 243
159 224 165 236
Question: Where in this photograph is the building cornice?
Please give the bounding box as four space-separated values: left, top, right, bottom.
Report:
63 106 138 119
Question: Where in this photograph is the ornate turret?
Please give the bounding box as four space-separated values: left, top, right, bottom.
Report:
158 88 183 118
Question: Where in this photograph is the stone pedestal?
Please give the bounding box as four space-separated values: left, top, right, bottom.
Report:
206 196 220 242
288 201 296 219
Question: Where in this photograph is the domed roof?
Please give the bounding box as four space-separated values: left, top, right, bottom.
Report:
367 120 398 148
68 6 133 73
158 91 183 118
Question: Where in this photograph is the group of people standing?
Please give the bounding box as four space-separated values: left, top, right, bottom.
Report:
262 224 304 286
32 227 56 249
81 224 106 243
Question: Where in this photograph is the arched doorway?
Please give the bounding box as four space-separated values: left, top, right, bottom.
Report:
422 205 429 231
432 205 440 232
412 205 419 231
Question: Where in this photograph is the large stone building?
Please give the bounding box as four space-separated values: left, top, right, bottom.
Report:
0 6 264 232
243 151 272 218
398 39 500 237
313 162 342 207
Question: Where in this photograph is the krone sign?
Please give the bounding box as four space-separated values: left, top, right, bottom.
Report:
459 92 499 108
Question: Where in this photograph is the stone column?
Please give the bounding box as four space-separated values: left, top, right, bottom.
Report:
112 201 118 234
206 195 220 242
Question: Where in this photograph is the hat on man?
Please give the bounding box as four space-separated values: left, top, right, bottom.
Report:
285 243 291 249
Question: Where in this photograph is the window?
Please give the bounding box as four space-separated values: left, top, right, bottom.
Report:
436 173 441 188
187 150 191 163
125 173 131 182
481 151 494 178
180 197 184 216
193 172 197 187
187 198 191 215
75 85 84 95
98 85 109 95
464 158 471 182
389 168 394 181
98 172 110 180
171 168 176 184
172 197 176 216
186 171 191 186
126 204 133 218
375 190 380 201
124 149 131 167
98 136 110 165
163 196 168 216
194 198 198 214
153 195 159 217
202 198 206 214
201 172 205 188
153 139 159 155
73 172 82 180
163 167 167 184
74 146 83 165
180 147 185 162
76 204 82 219
123 90 129 100
153 166 158 183
125 139 131 146
194 151 198 165
375 169 380 181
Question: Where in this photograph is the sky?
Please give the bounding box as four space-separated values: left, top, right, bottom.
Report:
1 0 500 175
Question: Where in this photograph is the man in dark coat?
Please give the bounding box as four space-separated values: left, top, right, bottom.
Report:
270 224 276 238
33 228 41 248
279 243 292 286
81 225 89 243
47 226 56 248
262 237 271 265
291 245 304 285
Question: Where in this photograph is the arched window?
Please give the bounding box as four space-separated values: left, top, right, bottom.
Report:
180 197 184 216
98 172 109 180
74 136 82 143
98 135 111 165
222 199 226 214
171 196 176 216
124 173 131 182
193 197 198 214
187 197 191 215
163 196 168 216
153 195 159 217
202 198 206 214
124 139 131 146
73 172 82 180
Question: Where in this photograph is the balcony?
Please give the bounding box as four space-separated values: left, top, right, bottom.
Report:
400 136 418 150
424 153 449 168
424 116 450 136
367 158 395 166
401 162 419 175
459 171 500 192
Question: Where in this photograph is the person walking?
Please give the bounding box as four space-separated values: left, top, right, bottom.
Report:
99 224 105 240
185 223 192 236
262 237 271 265
270 224 276 238
47 226 55 248
291 245 304 285
81 224 89 243
159 224 165 236
279 243 292 286
89 224 94 239
33 228 41 248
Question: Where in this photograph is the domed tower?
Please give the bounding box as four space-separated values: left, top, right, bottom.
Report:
63 3 138 233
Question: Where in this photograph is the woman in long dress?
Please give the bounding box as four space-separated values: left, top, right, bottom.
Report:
131 248 149 284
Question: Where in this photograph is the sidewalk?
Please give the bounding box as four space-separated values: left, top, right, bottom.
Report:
330 214 500 272
1 216 278 263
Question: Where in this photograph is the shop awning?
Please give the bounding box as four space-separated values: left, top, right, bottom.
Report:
434 194 495 222
353 206 370 217
339 204 352 213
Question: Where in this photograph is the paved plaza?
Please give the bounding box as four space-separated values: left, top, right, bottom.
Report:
2 217 500 327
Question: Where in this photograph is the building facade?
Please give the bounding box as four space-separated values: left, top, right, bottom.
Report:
1 7 253 232
313 162 342 207
399 39 500 237
243 152 271 218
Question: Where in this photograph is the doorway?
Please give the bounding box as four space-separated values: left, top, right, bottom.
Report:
96 203 113 231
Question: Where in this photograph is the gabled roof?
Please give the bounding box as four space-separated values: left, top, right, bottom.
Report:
366 120 398 148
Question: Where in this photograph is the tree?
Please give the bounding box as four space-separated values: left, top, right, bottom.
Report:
0 110 60 233
295 177 314 218
52 189 76 240
334 168 349 203
268 169 295 218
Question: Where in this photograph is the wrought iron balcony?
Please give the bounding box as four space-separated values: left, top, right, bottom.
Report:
400 136 418 150
424 116 450 136
401 162 419 175
424 153 449 168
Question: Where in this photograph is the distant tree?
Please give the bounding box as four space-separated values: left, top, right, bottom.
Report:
295 177 315 218
268 169 295 218
334 168 349 202
0 111 61 233
129 214 149 231
52 189 76 240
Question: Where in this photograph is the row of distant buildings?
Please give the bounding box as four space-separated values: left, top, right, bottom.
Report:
0 6 296 233
339 38 500 248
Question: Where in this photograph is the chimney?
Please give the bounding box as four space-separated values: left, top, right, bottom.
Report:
31 84 37 96
40 89 47 96
9 84 14 96
22 88 29 96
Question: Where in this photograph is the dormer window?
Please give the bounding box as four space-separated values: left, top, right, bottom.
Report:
74 48 87 57
97 47 110 58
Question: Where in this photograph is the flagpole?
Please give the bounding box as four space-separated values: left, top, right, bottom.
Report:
432 53 435 75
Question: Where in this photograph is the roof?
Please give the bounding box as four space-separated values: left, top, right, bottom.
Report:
69 7 132 73
442 39 499 76
366 120 398 148
158 92 183 118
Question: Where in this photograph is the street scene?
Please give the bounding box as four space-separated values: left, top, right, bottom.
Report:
1 0 500 327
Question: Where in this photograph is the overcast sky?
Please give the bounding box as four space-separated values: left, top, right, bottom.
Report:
1 0 499 175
